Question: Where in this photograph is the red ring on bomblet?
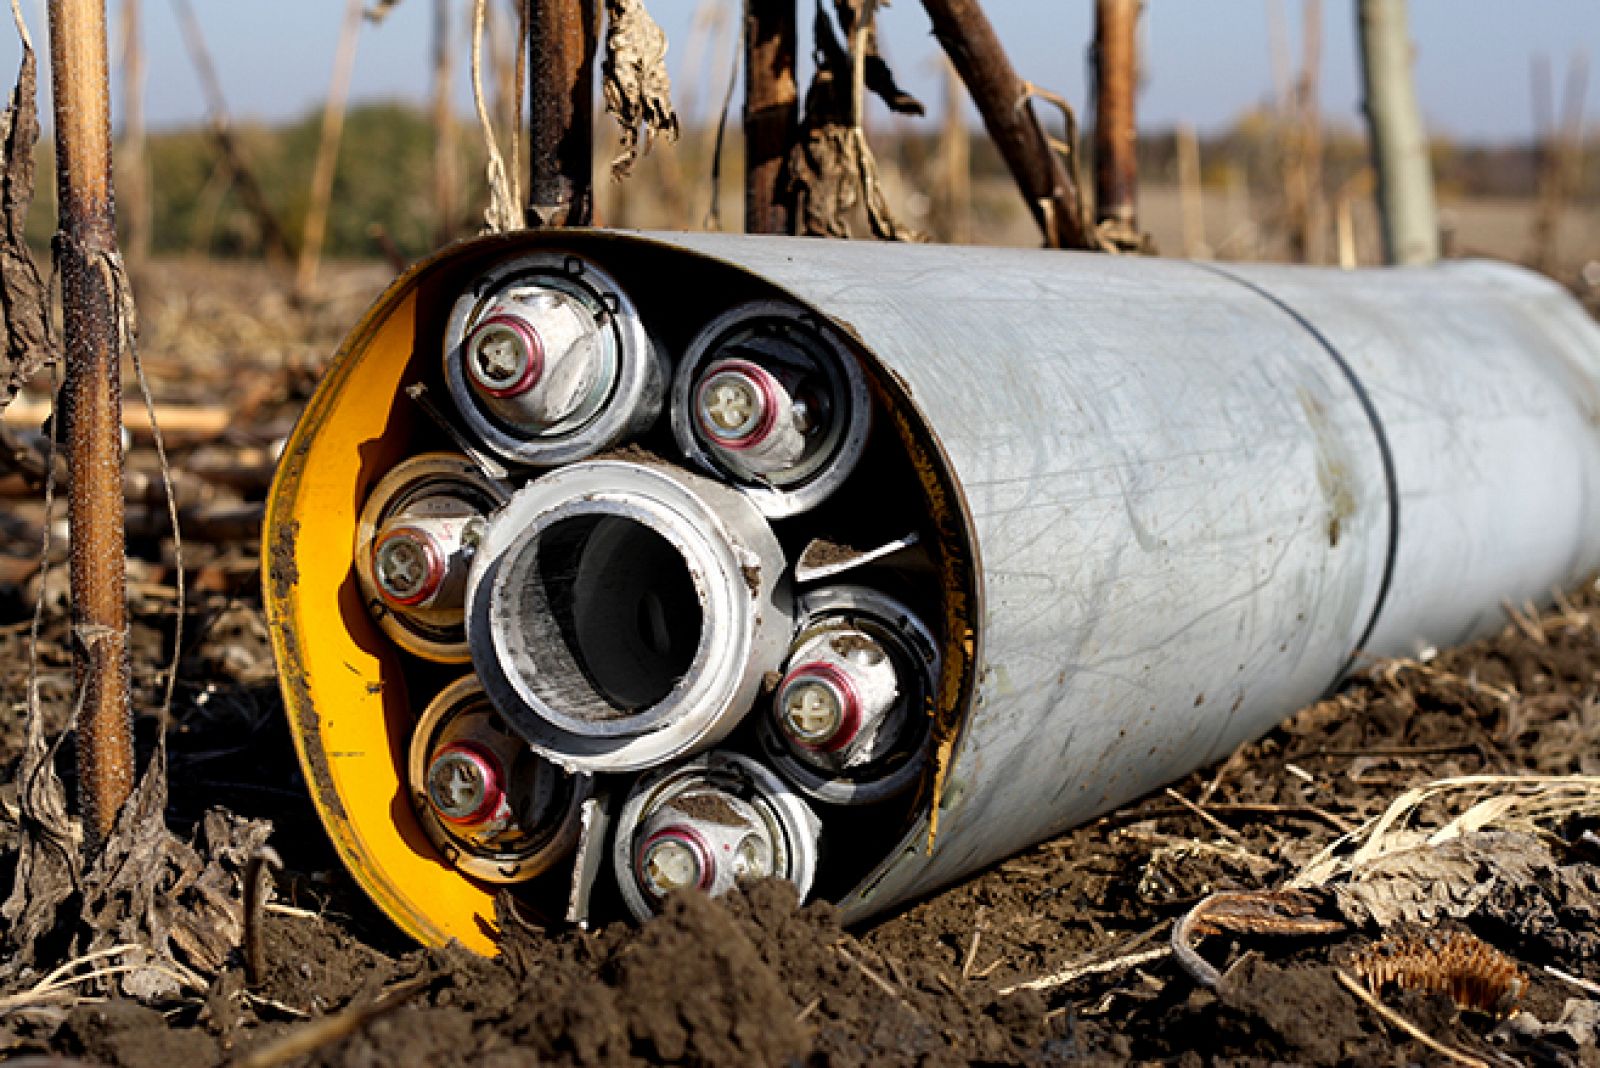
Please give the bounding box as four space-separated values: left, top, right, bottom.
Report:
372 525 447 608
695 359 782 450
776 659 862 753
636 824 715 895
428 741 506 826
467 313 545 398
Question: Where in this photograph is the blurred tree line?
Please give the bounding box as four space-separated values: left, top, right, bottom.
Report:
1124 110 1599 202
20 100 1596 260
26 102 490 260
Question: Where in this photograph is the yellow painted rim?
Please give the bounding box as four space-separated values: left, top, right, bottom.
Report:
264 238 522 953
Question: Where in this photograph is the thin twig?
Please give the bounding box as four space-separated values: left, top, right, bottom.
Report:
240 990 312 1020
1502 600 1547 645
0 959 200 1011
835 944 901 1001
510 0 527 212
1335 968 1489 1068
1544 964 1600 999
1171 898 1223 988
1312 743 1479 759
1164 788 1243 841
1550 586 1584 624
25 357 60 744
1000 923 1171 995
1098 800 1356 836
20 945 139 997
703 14 741 231
244 845 284 989
265 902 319 920
470 0 517 232
999 945 1171 996
1199 744 1251 804
232 976 431 1068
1372 657 1517 706
118 259 182 721
9 0 34 49
1170 889 1343 990
971 957 1004 980
960 906 987 981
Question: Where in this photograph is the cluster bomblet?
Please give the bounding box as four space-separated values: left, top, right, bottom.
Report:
443 253 663 468
672 302 871 517
758 586 940 806
776 631 900 759
613 752 821 921
693 358 811 478
463 289 604 434
408 678 589 885
355 453 505 663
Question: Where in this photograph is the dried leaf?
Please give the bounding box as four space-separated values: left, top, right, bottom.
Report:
0 713 82 981
783 1 921 241
831 0 869 33
1191 888 1343 937
0 9 52 414
74 748 274 996
3 737 273 995
1542 1000 1600 1048
815 0 849 66
788 126 858 239
1334 830 1552 929
470 0 520 233
864 51 924 117
363 0 403 23
602 0 680 180
1486 858 1600 962
827 0 922 115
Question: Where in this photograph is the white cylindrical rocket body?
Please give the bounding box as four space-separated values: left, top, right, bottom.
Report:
642 235 1600 920
269 230 1600 942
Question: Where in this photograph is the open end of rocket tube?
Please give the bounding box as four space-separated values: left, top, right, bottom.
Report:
266 230 980 950
503 515 703 717
472 458 794 763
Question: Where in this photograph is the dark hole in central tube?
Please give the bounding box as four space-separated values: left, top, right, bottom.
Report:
530 515 703 715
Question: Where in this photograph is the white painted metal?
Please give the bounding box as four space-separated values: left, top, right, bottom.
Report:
669 300 873 517
406 676 590 884
611 750 823 921
615 234 1600 921
316 229 1600 931
465 458 794 773
353 452 506 664
756 585 939 805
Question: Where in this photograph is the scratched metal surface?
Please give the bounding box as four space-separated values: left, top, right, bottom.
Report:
631 236 1600 921
1220 259 1600 655
483 233 1600 923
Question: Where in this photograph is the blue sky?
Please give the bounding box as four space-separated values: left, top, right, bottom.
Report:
3 1 1596 141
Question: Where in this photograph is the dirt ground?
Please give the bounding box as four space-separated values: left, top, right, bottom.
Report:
3 260 1600 1066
